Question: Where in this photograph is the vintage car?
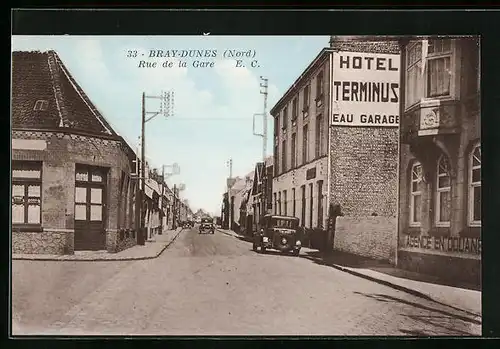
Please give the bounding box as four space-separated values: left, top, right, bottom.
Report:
253 215 301 256
199 217 215 234
182 220 194 228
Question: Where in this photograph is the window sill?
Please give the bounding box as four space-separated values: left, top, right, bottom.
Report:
12 224 43 233
405 96 459 113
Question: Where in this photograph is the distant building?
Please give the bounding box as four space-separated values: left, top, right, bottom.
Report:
250 156 273 232
11 50 138 254
397 36 480 285
272 37 401 262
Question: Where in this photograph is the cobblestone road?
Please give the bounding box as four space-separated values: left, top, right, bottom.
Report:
12 227 481 336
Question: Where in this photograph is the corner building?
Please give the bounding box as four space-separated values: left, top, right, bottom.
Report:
272 37 400 263
398 37 481 285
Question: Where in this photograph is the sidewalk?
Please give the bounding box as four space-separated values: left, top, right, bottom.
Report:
219 228 481 318
12 228 184 262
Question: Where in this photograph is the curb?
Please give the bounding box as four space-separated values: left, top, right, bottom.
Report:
310 257 481 319
12 228 185 262
217 228 252 242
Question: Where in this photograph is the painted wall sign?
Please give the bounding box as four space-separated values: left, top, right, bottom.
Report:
331 51 400 127
306 167 317 180
404 235 481 255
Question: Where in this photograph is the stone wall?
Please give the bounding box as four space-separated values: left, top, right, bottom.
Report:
106 229 137 253
13 230 74 255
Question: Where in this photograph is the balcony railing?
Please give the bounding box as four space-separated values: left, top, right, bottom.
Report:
417 99 460 136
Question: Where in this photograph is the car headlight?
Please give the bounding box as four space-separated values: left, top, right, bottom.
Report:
263 237 269 242
281 238 287 244
296 240 301 246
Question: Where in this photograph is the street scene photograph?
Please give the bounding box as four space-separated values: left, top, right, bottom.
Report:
10 33 481 337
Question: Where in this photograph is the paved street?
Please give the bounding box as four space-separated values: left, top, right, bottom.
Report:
12 227 481 336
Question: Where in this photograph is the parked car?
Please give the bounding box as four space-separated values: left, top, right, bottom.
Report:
253 214 301 256
199 217 215 234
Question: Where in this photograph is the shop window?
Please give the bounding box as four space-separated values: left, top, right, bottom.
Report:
278 192 282 215
283 190 288 216
427 39 452 98
469 144 481 226
409 161 422 227
292 188 296 217
282 106 288 130
12 161 42 226
436 155 451 227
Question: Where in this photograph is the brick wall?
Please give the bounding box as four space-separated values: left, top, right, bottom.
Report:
12 130 136 254
329 38 400 54
329 127 399 263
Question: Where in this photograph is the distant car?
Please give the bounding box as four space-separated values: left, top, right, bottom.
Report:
199 217 215 234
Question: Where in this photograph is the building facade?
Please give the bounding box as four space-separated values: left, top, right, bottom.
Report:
12 50 138 254
398 37 481 285
251 157 274 232
272 50 330 230
272 37 401 262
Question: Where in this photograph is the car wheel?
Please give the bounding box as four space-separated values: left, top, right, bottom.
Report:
260 246 266 254
293 249 300 256
252 242 257 252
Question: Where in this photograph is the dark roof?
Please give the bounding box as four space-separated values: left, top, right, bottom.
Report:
12 50 116 136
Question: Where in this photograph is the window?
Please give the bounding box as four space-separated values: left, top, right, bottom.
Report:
292 97 298 121
274 115 279 137
469 144 481 226
316 70 324 106
409 162 422 227
282 139 287 172
12 161 42 225
291 133 297 168
274 143 279 175
292 188 296 217
274 192 277 215
405 42 423 108
282 107 288 130
309 183 314 228
436 155 451 227
33 99 48 111
301 185 306 226
315 114 323 158
427 39 452 98
303 125 309 164
317 180 324 228
283 190 288 216
303 84 310 115
278 192 282 215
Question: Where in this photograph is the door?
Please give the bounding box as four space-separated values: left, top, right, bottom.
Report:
74 165 107 251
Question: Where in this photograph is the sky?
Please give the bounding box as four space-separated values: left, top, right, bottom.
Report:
12 35 330 215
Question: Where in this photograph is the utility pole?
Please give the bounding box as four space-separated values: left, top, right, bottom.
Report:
172 184 177 230
261 76 269 162
138 90 174 246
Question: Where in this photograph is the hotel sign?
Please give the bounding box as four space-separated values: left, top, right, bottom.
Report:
405 235 481 255
331 52 400 127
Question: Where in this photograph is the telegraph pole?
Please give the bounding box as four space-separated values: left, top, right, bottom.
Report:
261 76 268 162
172 184 177 230
138 90 174 245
